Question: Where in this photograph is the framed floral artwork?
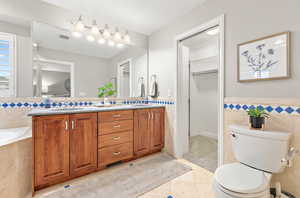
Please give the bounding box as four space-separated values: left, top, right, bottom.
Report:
238 32 290 82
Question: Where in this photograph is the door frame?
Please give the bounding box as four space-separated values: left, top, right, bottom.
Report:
174 15 225 167
117 58 133 97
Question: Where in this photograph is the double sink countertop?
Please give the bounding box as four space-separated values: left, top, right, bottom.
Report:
27 104 165 116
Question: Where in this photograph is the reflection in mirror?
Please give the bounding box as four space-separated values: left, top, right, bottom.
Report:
32 21 148 98
33 57 74 97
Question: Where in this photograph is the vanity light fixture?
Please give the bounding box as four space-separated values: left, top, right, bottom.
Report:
71 15 131 48
108 39 115 47
91 20 99 35
124 30 130 44
86 35 95 42
103 24 111 38
114 27 122 41
98 36 106 44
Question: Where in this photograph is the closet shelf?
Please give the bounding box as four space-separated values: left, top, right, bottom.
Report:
190 55 218 63
191 68 218 75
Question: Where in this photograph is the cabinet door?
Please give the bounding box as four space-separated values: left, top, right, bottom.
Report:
69 113 97 176
134 109 151 156
34 115 70 188
150 108 165 151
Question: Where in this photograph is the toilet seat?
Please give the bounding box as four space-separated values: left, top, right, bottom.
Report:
214 163 271 195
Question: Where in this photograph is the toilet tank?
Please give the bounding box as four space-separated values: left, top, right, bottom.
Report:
229 125 291 173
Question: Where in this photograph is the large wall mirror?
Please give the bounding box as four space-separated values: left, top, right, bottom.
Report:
0 14 148 98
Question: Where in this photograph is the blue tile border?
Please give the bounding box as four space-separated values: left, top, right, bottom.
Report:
0 99 175 109
224 103 300 115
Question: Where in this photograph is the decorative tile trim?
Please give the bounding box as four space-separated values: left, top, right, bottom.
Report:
0 99 175 109
224 103 300 115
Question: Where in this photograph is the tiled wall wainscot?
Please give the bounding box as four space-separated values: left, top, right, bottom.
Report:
224 98 300 197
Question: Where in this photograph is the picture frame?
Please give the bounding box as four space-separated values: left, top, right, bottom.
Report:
237 32 290 82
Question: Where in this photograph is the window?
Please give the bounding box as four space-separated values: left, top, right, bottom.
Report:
0 32 16 97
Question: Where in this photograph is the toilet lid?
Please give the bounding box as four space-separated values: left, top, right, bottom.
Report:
214 163 270 194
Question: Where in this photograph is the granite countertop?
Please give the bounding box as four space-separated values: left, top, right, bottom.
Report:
27 104 165 116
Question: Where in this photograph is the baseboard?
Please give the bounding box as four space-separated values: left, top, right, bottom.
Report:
191 130 218 140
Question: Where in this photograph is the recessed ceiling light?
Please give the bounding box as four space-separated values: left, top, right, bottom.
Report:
206 28 219 35
32 43 38 47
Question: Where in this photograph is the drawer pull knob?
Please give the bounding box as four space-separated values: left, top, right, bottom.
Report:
113 136 121 140
113 152 121 155
112 114 121 118
113 125 121 128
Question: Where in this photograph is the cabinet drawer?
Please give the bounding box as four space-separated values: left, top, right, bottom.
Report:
99 110 133 122
98 131 133 148
99 120 133 135
98 142 133 166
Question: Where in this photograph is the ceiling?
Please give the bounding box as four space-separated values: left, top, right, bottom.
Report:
32 22 128 59
41 0 207 35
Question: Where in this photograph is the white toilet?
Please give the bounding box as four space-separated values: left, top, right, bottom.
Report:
213 125 291 198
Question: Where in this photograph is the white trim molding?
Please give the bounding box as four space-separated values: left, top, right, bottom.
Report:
174 15 225 167
0 32 17 97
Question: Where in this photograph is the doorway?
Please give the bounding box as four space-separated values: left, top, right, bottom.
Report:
175 16 224 172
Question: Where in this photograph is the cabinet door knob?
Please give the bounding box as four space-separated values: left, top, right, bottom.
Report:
113 125 121 128
112 114 121 118
113 136 121 140
113 152 121 155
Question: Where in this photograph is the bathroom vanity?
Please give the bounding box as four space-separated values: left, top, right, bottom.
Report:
29 105 165 192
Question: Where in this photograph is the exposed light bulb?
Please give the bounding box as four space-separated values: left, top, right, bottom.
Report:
72 31 82 38
91 20 99 35
103 24 111 38
98 37 106 44
117 43 124 48
86 35 95 42
32 43 38 48
75 16 85 32
108 40 115 47
124 30 130 44
114 27 122 41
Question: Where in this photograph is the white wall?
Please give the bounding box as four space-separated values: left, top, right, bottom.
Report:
37 47 111 97
187 38 219 138
149 0 300 98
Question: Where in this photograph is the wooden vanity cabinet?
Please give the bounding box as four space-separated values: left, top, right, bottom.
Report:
33 113 97 190
69 113 97 177
134 108 165 157
33 115 70 189
33 107 165 192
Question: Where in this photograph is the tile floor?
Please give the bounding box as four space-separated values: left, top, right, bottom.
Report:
183 135 218 172
139 159 215 198
33 155 215 198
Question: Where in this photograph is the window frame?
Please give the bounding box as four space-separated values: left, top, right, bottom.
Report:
0 32 17 97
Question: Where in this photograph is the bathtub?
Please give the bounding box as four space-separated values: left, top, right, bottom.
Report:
0 127 32 147
0 127 32 198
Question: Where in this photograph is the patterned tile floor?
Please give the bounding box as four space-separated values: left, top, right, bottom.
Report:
138 159 215 198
